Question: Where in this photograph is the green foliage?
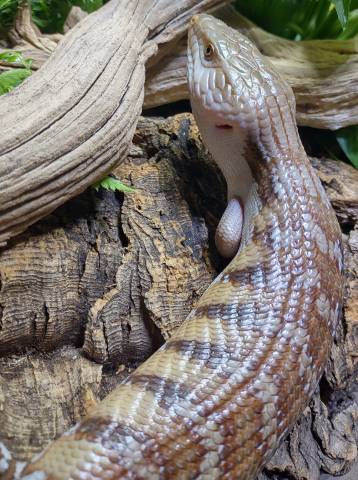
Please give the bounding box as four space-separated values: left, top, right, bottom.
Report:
0 49 32 67
336 126 358 168
0 50 32 95
0 0 15 14
235 0 358 169
0 0 17 29
235 0 358 40
332 0 351 27
0 1 105 33
31 0 104 33
0 67 31 94
92 176 135 194
309 126 358 168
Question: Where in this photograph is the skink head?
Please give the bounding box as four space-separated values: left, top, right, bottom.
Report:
187 14 293 134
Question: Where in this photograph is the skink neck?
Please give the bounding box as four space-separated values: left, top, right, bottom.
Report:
254 93 303 162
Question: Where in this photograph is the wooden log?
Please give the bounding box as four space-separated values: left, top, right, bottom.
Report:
3 5 357 129
145 5 358 130
0 0 229 246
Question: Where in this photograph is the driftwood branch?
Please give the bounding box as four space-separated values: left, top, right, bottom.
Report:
4 5 357 132
0 114 357 479
0 0 229 246
145 5 358 130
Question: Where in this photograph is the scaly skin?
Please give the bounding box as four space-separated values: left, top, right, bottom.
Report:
21 14 343 480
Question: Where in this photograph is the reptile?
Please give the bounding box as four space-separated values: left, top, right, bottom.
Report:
20 14 343 480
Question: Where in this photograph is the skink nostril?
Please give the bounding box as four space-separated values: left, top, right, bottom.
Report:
190 15 199 26
216 124 233 129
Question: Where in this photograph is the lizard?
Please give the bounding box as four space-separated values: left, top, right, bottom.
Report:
20 14 344 480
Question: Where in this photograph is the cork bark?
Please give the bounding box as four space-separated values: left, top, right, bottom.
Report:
0 114 357 479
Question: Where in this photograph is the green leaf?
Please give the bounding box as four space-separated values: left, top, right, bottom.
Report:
0 50 22 63
0 68 31 95
336 125 358 168
337 8 358 38
22 57 33 68
0 50 33 68
332 0 351 28
0 0 15 11
77 0 103 13
92 176 135 193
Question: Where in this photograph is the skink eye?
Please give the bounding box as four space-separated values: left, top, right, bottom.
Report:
204 43 214 59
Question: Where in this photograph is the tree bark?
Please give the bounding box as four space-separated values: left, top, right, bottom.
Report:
0 0 228 246
0 114 357 479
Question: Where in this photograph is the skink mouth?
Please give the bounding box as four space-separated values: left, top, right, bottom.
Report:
216 124 233 129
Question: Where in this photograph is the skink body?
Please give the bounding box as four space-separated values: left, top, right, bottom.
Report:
21 14 343 480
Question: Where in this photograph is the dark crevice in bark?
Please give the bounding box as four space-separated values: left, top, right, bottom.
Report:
140 298 165 357
117 194 130 248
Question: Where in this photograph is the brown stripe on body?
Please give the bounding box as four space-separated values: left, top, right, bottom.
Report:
166 339 224 361
128 373 191 410
130 347 217 388
191 277 251 308
74 416 152 446
164 338 253 373
89 383 167 431
22 433 132 480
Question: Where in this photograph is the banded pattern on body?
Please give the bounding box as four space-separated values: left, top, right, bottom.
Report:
21 14 343 480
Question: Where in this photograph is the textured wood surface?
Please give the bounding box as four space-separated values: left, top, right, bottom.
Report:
0 0 228 246
0 114 357 479
4 4 357 130
146 5 358 130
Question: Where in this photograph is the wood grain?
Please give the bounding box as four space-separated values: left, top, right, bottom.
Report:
0 0 228 246
145 6 358 130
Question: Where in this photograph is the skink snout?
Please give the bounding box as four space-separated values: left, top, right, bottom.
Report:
190 15 199 26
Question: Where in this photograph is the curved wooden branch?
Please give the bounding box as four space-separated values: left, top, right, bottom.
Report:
0 0 228 246
145 6 358 130
9 5 358 133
